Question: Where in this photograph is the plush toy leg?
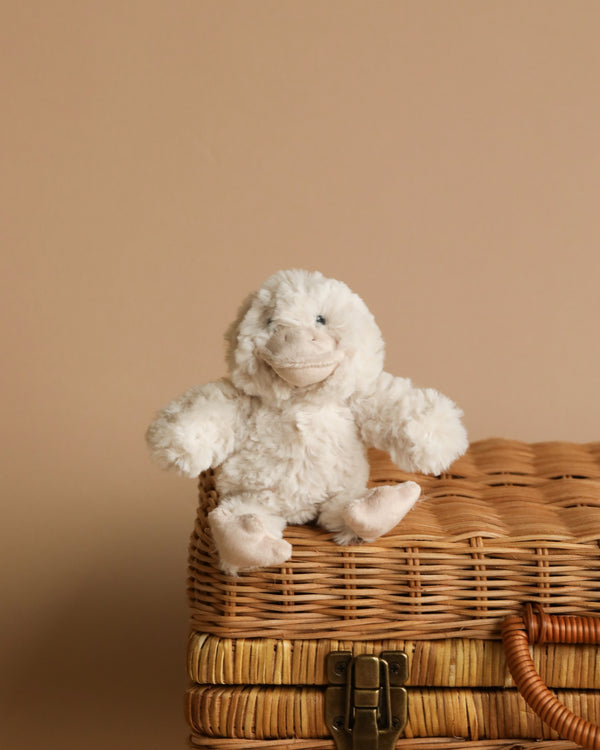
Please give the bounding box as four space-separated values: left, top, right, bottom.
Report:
343 482 421 542
208 504 292 576
320 482 421 545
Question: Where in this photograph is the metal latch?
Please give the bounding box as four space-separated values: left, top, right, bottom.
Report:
325 651 408 750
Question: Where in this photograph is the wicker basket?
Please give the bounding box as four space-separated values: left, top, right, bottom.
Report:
186 438 600 748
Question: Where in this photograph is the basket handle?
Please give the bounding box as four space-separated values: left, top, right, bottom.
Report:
501 604 600 750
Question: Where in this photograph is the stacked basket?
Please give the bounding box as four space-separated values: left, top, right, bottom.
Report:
185 439 600 749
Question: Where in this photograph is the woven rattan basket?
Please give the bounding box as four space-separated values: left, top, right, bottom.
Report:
186 438 600 748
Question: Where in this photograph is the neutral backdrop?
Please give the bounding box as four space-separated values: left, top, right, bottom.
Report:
2 2 599 749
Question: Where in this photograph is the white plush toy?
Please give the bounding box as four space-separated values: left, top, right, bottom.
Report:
146 269 467 575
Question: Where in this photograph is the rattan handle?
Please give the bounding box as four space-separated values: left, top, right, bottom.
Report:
502 604 600 750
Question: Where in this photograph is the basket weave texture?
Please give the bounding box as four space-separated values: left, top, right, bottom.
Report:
189 741 584 750
186 684 600 742
187 632 600 689
185 631 600 743
188 438 600 641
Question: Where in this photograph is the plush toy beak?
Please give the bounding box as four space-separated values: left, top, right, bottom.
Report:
259 326 344 387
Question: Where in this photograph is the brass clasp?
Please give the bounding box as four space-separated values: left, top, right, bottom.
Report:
325 651 408 750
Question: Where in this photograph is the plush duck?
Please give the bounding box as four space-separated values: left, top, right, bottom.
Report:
146 269 467 574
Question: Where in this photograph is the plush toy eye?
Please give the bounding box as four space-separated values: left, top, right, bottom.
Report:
316 314 326 325
266 317 273 327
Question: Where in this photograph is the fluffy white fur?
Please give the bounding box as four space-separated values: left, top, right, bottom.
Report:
146 269 468 574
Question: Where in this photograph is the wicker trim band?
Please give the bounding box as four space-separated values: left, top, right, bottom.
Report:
189 739 585 750
188 631 600 689
186 684 600 742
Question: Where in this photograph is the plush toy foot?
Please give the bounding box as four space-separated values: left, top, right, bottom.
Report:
208 507 292 576
342 482 421 542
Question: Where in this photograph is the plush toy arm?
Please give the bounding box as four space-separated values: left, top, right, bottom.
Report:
352 372 468 475
145 379 242 478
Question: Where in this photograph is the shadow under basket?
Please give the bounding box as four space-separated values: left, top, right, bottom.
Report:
186 438 600 749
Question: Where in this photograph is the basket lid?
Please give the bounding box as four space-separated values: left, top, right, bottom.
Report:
188 439 600 641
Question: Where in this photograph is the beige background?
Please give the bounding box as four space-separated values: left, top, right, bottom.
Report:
2 2 599 748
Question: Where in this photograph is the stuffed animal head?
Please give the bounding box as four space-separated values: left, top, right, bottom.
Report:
225 270 385 403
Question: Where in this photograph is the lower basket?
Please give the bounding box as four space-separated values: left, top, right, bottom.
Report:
186 613 600 749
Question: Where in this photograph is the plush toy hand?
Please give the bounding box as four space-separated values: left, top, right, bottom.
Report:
401 389 468 475
146 380 239 477
146 419 215 477
353 372 467 476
